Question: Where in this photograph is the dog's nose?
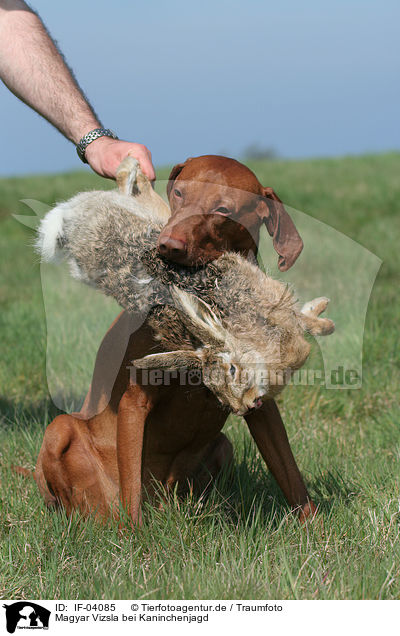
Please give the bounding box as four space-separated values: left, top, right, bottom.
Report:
158 236 187 261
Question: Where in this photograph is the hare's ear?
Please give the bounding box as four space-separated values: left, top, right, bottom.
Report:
134 349 202 371
171 286 226 346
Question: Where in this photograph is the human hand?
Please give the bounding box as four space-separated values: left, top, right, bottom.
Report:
84 138 156 181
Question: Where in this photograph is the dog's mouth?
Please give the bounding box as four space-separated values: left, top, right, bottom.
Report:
162 249 222 268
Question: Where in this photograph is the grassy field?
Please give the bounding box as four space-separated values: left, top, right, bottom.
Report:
0 154 399 599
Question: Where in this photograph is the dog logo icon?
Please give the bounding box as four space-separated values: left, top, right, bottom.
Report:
187 369 202 385
3 602 50 633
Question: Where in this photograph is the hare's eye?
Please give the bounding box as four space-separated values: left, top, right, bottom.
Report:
229 363 236 378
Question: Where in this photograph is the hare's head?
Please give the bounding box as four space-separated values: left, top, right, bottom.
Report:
134 287 269 416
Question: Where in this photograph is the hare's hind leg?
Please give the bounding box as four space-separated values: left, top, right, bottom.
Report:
116 157 171 221
301 297 335 336
116 157 140 195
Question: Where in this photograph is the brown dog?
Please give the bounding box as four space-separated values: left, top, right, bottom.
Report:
32 156 317 524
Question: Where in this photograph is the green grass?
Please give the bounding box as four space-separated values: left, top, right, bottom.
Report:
1 154 399 599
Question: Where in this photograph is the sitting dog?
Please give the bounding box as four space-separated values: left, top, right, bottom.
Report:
24 157 329 525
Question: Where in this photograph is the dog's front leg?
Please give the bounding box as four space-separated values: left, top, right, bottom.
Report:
117 383 153 527
245 399 317 522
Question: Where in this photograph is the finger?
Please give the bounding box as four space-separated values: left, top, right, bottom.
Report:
141 158 156 182
127 149 156 182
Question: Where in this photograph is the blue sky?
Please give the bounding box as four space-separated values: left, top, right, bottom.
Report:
0 0 399 176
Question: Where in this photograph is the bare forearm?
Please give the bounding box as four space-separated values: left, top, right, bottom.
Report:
0 0 100 143
0 0 155 180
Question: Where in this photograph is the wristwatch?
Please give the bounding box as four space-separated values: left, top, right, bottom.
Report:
76 128 119 163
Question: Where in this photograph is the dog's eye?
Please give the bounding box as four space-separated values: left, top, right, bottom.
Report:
174 189 182 198
215 207 231 215
229 363 236 378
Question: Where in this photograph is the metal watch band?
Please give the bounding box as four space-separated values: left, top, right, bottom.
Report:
76 128 119 163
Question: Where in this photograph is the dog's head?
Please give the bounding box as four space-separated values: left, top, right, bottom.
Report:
157 155 303 270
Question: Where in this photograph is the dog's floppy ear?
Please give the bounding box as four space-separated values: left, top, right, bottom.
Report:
256 186 303 271
167 158 193 199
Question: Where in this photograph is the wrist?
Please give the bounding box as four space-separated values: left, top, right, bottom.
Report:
76 128 118 164
72 122 102 145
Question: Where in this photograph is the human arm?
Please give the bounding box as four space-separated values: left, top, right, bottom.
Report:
0 0 155 179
